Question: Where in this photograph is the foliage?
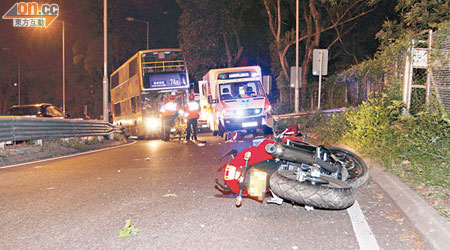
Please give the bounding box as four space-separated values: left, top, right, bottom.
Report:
118 219 141 238
388 104 450 185
337 98 448 188
177 0 255 81
273 102 294 116
395 0 450 31
272 72 294 114
61 137 106 150
377 0 450 48
430 20 450 73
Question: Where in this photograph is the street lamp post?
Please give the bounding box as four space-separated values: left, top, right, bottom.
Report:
103 0 109 122
18 61 20 105
62 20 65 116
295 0 299 113
53 20 66 115
126 17 149 50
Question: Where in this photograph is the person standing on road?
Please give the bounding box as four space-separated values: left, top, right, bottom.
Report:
160 93 178 141
185 92 199 141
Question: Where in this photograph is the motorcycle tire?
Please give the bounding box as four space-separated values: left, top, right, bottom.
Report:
269 170 356 210
328 147 369 188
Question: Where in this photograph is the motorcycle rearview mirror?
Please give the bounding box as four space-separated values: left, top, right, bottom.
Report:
272 128 288 142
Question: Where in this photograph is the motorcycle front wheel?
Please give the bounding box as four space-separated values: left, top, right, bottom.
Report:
269 170 356 210
328 147 369 188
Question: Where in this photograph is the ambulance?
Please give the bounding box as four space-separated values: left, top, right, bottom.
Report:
198 66 273 136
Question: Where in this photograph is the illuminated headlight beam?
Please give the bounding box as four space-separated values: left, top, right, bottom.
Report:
145 118 161 130
235 109 244 117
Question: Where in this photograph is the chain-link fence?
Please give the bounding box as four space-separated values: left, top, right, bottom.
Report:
322 21 450 114
431 22 450 112
410 68 427 114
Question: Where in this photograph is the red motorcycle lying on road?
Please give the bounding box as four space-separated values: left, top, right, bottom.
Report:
216 126 369 210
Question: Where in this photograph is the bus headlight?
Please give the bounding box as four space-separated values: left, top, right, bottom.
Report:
145 118 161 130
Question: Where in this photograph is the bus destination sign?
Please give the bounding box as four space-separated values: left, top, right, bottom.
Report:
146 73 188 89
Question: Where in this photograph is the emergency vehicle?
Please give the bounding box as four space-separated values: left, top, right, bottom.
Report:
198 66 273 136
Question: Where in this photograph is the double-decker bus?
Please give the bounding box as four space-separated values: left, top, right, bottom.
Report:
110 48 190 138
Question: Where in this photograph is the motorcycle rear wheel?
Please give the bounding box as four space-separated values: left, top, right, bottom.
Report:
328 147 369 188
269 170 356 210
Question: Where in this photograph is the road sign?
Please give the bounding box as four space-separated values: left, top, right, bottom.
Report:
312 49 328 110
290 66 301 88
312 49 328 76
263 75 272 94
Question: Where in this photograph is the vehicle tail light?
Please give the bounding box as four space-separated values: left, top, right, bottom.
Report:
224 165 241 180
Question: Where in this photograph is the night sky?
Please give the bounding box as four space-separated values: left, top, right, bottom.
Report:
0 0 181 116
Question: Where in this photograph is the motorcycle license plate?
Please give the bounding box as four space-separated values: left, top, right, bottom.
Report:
248 169 267 200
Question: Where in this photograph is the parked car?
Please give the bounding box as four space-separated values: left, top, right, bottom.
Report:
6 103 66 118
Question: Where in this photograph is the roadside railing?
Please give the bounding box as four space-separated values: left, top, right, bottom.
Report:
0 116 118 143
273 107 347 121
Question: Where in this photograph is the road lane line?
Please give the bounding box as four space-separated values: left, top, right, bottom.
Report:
347 200 380 250
0 141 136 170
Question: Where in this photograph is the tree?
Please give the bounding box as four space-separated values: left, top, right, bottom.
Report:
177 0 253 81
263 0 378 109
376 0 450 48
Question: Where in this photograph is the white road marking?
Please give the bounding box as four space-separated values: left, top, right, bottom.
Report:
347 200 380 250
0 141 136 170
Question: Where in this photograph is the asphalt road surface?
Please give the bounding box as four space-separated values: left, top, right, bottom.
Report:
0 133 425 250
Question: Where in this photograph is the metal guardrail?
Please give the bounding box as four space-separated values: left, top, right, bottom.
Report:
0 116 117 143
273 107 347 121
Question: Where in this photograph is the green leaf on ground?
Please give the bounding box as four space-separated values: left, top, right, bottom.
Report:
118 219 141 238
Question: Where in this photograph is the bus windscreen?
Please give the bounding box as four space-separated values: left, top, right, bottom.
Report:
141 51 185 73
219 81 264 100
141 50 188 90
141 90 187 117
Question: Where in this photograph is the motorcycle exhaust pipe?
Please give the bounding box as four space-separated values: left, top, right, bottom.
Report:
265 143 337 173
265 143 315 165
